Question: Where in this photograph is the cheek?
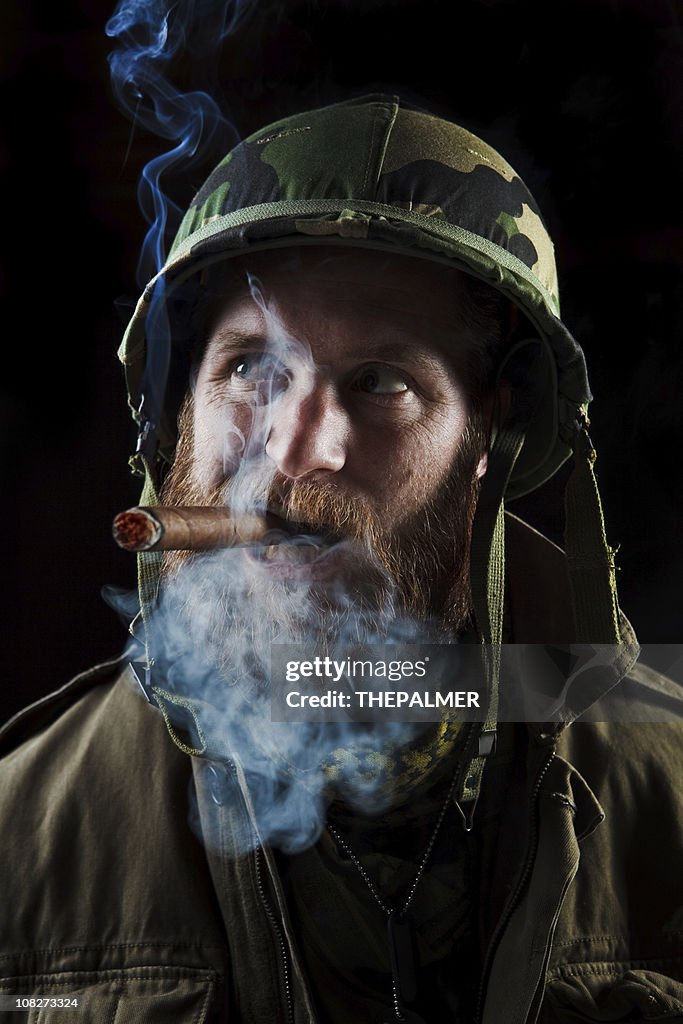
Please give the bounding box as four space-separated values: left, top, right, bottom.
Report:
423 399 471 467
353 407 468 520
191 395 260 488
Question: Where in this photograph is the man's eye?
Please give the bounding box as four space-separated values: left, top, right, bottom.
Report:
352 365 409 395
232 355 289 387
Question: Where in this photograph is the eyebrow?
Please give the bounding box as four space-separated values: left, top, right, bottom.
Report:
357 340 443 364
345 340 458 380
206 327 457 376
208 328 268 351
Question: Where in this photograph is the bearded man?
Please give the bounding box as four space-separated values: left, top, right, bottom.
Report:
0 95 681 1024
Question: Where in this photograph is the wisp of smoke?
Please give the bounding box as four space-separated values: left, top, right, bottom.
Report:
106 0 249 282
106 0 252 453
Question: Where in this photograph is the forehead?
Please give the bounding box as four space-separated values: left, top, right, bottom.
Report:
199 246 475 358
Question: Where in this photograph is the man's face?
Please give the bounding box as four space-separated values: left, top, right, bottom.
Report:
163 247 492 627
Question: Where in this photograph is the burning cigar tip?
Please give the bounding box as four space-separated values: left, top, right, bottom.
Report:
112 506 289 552
112 508 163 552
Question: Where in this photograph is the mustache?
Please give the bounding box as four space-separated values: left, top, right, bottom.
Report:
194 462 383 546
269 478 381 546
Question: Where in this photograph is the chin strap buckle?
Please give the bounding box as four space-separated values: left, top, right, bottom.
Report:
128 659 155 704
135 393 159 463
478 729 497 757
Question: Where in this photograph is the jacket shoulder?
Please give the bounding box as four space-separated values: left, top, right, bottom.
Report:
624 657 683 706
589 656 683 724
0 657 189 785
557 659 682 826
0 657 127 757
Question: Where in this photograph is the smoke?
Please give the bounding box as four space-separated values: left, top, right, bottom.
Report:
149 546 457 855
106 0 249 283
106 0 252 447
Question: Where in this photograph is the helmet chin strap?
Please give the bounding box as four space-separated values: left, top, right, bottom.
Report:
462 394 528 812
134 454 163 672
564 412 621 645
462 380 623 820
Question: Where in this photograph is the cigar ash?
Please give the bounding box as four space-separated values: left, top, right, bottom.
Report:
112 508 162 551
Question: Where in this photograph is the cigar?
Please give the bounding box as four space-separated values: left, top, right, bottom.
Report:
112 506 287 552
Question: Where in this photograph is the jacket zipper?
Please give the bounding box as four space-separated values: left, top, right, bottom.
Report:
254 845 295 1024
473 747 556 1024
224 760 296 1024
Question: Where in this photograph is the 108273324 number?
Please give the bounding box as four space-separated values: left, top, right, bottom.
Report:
0 995 81 1010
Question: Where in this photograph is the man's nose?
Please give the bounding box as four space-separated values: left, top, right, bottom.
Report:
265 380 348 478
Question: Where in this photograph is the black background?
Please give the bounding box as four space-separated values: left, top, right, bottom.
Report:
1 0 681 723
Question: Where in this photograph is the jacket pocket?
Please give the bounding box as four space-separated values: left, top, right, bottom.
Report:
1 965 218 1023
541 963 683 1021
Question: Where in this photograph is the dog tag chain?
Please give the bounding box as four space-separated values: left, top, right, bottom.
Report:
327 773 458 1023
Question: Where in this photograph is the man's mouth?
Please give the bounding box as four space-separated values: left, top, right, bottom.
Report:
248 511 348 575
267 507 344 543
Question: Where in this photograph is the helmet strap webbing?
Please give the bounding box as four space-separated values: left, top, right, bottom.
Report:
136 458 163 669
564 418 621 644
462 419 526 810
132 459 210 756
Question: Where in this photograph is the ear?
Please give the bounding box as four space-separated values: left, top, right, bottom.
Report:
476 383 512 479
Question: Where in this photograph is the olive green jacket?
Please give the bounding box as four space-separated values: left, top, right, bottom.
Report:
1 518 681 1023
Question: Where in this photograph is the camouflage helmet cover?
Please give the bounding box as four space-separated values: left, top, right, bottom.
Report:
119 93 591 499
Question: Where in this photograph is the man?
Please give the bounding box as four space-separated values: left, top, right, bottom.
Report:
1 95 681 1023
